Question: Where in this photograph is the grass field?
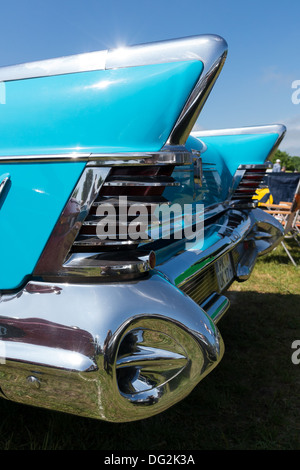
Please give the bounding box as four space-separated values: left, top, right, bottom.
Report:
0 238 299 450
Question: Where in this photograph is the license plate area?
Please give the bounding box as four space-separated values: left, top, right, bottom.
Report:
215 253 234 291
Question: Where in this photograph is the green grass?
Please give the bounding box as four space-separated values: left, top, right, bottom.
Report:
0 239 299 450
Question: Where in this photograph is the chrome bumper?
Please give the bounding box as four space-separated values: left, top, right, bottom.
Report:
0 208 283 422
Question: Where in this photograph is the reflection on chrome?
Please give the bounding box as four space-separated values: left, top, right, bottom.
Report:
0 274 224 422
0 34 286 422
0 206 283 422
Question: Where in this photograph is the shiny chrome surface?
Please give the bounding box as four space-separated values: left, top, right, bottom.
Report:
0 50 107 81
0 274 224 422
0 173 10 203
0 34 287 423
0 34 226 82
0 206 284 421
106 35 226 71
2 340 97 371
108 34 228 146
33 166 110 278
0 148 195 165
87 147 195 166
60 251 153 281
33 146 204 282
109 35 228 146
192 124 286 138
200 293 230 324
180 262 218 306
0 153 90 163
235 208 285 281
156 208 283 287
167 46 227 145
103 177 180 187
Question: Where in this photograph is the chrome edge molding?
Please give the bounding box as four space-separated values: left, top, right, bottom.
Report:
192 124 286 137
86 147 195 166
0 50 108 82
0 148 195 165
0 34 226 82
166 37 227 146
0 153 91 164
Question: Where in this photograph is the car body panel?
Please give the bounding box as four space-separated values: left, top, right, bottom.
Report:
0 162 85 289
0 35 286 422
0 61 203 155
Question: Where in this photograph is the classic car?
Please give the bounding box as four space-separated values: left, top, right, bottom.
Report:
0 34 285 422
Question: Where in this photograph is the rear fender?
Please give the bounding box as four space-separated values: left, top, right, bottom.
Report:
189 124 286 200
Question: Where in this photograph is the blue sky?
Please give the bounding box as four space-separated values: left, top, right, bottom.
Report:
1 0 299 154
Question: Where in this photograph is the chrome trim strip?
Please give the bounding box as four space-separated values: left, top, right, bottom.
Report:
92 196 171 208
238 163 273 169
0 50 108 81
103 178 180 187
72 237 141 247
192 124 286 137
0 153 91 163
167 37 227 145
106 35 226 71
200 293 230 324
87 148 194 166
0 50 107 81
60 251 152 280
0 149 194 165
0 34 227 82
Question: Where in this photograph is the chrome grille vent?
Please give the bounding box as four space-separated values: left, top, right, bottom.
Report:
33 148 198 282
72 165 178 252
232 165 268 202
179 263 218 305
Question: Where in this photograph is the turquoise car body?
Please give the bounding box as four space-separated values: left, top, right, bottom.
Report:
0 35 285 422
